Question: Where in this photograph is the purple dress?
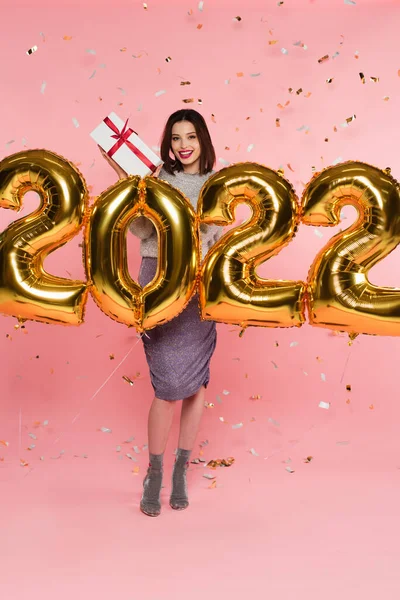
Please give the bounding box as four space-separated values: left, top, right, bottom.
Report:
139 258 217 401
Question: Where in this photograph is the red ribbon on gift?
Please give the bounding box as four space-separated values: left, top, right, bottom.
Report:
103 116 156 172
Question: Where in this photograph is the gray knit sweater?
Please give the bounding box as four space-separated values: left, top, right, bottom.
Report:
129 167 222 259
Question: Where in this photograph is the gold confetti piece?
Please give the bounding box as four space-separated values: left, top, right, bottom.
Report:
326 78 334 84
318 54 329 63
0 440 9 447
250 394 261 400
354 51 359 59
370 76 379 83
109 354 115 360
20 459 29 467
122 375 134 386
383 96 390 101
207 457 235 468
120 47 127 52
359 72 365 84
296 88 303 95
346 384 351 391
62 35 73 41
346 399 351 404
143 2 148 8
182 98 194 103
304 92 312 98
325 138 329 142
224 146 230 150
369 404 374 410
197 24 203 29
287 163 294 172
26 45 38 55
180 81 191 85
236 72 244 77
5 334 11 340
278 1 284 5
333 126 338 132
268 40 278 46
208 480 217 489
234 16 242 21
211 114 216 123
132 466 140 474
316 356 323 362
165 56 172 62
275 118 280 127
304 456 313 463
286 466 295 473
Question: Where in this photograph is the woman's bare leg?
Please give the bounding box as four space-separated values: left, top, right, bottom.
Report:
148 396 176 454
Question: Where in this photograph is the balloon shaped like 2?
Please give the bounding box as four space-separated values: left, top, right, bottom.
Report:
197 163 307 329
302 161 400 336
0 150 88 325
86 176 199 332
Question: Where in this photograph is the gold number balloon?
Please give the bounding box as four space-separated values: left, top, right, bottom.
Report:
86 176 199 332
198 163 306 328
0 150 88 325
301 161 400 336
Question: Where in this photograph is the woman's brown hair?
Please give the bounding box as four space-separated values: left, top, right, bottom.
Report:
160 109 216 175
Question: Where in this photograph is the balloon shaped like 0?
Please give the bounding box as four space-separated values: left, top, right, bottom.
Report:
86 176 199 332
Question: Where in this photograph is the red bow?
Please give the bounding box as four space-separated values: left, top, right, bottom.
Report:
103 116 156 172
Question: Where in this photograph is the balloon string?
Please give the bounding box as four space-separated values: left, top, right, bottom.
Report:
18 406 22 459
51 334 144 446
340 345 354 384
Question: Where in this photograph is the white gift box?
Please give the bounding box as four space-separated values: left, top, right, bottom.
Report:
90 112 163 177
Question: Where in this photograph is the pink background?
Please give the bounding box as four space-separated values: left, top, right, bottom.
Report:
2 1 400 598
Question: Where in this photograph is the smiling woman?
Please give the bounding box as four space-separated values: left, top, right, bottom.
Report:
99 108 221 518
160 109 216 176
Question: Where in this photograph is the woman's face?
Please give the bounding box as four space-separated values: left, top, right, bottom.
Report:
171 120 201 172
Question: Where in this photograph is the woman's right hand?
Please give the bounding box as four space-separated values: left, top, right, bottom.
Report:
98 145 128 179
